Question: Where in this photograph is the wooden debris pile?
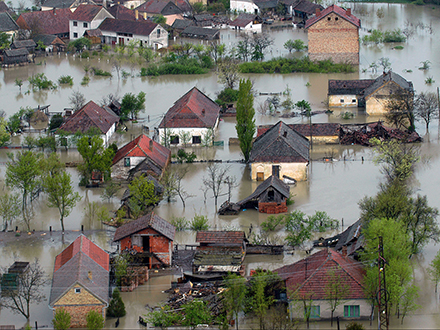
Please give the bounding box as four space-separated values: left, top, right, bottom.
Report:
339 121 422 146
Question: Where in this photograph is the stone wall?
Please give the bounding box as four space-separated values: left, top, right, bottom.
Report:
308 13 359 64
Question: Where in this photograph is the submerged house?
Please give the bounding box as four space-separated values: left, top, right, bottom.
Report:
274 249 368 321
2 48 30 66
49 235 109 328
113 212 175 267
230 13 262 32
328 71 414 115
249 121 310 182
192 231 247 278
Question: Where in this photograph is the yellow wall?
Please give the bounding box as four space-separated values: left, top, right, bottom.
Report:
251 162 308 181
328 94 358 107
54 284 102 306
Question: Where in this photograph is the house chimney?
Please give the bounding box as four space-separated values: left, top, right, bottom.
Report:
346 8 351 16
342 246 347 257
143 12 147 19
202 108 205 116
53 8 56 15
283 131 287 138
315 8 320 17
135 9 139 20
88 271 93 281
149 139 153 151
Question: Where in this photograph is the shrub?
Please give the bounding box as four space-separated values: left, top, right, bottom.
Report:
52 308 71 330
170 216 188 231
86 310 104 330
261 215 285 232
107 288 126 317
383 29 406 42
190 214 209 231
92 50 98 56
92 67 112 77
341 111 354 119
49 114 64 130
81 76 90 86
394 45 404 50
346 322 365 330
29 73 56 90
80 50 90 58
58 75 73 86
425 76 435 84
102 44 111 52
216 88 239 108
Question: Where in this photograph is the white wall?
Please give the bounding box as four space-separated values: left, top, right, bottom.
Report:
230 0 259 14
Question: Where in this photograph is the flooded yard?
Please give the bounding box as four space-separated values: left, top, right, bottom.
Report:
1 2 440 328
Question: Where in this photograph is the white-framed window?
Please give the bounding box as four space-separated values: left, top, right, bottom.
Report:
73 21 78 26
83 22 88 28
75 288 81 293
73 32 78 38
352 99 356 103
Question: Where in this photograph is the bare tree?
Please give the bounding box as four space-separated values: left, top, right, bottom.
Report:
237 33 253 62
69 90 86 112
217 57 241 90
224 175 238 202
0 259 48 320
414 92 438 133
251 33 274 61
174 167 193 208
202 163 229 208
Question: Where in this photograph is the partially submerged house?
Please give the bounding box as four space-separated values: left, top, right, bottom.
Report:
274 249 368 321
69 4 114 40
32 34 66 53
280 0 323 19
249 121 310 182
192 231 247 278
328 71 414 115
112 134 171 181
180 26 220 40
49 235 110 328
11 39 36 52
2 48 30 67
219 174 290 215
56 100 119 146
113 212 175 267
158 87 221 147
230 13 262 32
0 262 29 291
305 5 360 64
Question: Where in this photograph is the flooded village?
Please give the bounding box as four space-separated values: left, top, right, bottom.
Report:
1 0 440 329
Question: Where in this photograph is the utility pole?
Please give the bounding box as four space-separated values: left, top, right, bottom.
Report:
377 236 388 330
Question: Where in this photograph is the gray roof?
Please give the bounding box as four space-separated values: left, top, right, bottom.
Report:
181 26 219 39
254 0 278 9
49 252 109 306
238 175 290 206
12 39 36 48
0 12 19 32
42 0 76 8
4 48 29 57
171 18 193 30
113 212 175 242
328 79 375 95
33 34 60 46
250 121 310 163
363 71 413 98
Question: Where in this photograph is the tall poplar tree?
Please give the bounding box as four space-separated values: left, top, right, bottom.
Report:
235 78 255 162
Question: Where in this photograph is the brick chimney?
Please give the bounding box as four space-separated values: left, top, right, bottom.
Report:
53 8 56 15
88 271 93 281
149 139 153 151
316 8 321 17
202 108 205 116
135 9 139 20
143 12 147 19
342 246 347 257
346 8 351 16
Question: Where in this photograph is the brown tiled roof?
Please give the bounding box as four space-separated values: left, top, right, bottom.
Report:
250 121 310 163
113 212 175 242
112 134 171 169
328 79 375 95
84 28 102 36
257 123 340 137
17 8 73 35
99 18 158 36
193 246 243 266
135 0 182 15
57 100 119 135
274 249 366 300
0 12 18 32
72 4 110 21
33 34 66 46
12 39 36 48
107 4 136 20
49 235 109 306
180 26 219 39
230 13 256 27
196 231 245 245
158 87 220 129
171 18 193 30
305 4 360 29
42 0 75 9
0 1 15 17
293 0 323 14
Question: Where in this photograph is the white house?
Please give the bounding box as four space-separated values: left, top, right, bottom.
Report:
98 18 168 48
158 87 221 147
230 0 259 14
69 4 113 39
230 13 262 32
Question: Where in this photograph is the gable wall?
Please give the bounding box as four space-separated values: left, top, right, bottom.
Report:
308 13 359 64
251 162 308 182
112 156 146 180
365 81 413 115
53 305 105 328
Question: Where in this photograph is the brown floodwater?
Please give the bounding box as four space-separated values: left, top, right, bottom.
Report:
1 2 440 328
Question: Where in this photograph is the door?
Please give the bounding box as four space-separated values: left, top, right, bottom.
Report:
272 165 280 178
142 236 150 253
257 172 264 181
118 37 124 46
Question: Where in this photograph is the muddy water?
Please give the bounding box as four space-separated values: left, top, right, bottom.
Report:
1 2 440 328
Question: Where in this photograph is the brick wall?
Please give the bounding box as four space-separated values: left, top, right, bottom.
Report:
258 201 288 214
308 13 359 64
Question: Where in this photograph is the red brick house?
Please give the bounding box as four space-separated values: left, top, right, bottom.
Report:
305 5 360 64
16 8 74 38
274 249 368 320
193 231 246 276
56 100 119 147
49 235 109 328
112 134 171 181
158 87 220 147
113 212 175 267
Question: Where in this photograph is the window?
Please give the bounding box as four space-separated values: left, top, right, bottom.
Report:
352 99 356 103
327 17 331 21
124 158 130 167
306 306 320 318
73 21 77 26
83 22 88 28
74 288 81 293
157 28 161 38
192 136 201 144
335 17 339 21
170 136 179 145
344 305 360 318
73 32 78 38
340 99 345 103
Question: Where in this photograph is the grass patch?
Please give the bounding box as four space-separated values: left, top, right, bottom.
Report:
394 45 404 50
92 67 112 77
58 75 73 86
81 76 90 86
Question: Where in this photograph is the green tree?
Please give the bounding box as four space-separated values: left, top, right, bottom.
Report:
192 2 205 13
86 310 104 330
325 267 351 327
248 270 275 330
0 193 21 231
235 78 255 162
128 174 160 216
217 57 240 89
52 308 71 330
77 136 115 186
0 32 10 49
146 305 181 329
107 288 126 317
428 249 440 293
284 39 306 53
49 114 64 131
43 170 82 233
181 299 212 329
152 14 166 25
7 113 22 134
100 180 121 202
222 273 247 330
5 151 43 231
120 91 146 121
190 213 209 231
384 89 415 131
0 117 10 146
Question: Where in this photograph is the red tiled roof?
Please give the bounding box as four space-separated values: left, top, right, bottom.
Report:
17 8 73 35
107 4 136 20
99 18 158 36
230 13 256 27
72 5 111 22
57 100 119 135
274 249 365 300
305 4 360 29
135 0 181 15
158 87 220 129
54 234 109 272
112 134 171 168
196 231 245 245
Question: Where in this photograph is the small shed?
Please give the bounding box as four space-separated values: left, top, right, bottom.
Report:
180 26 220 40
11 39 36 53
2 48 30 66
33 34 66 53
